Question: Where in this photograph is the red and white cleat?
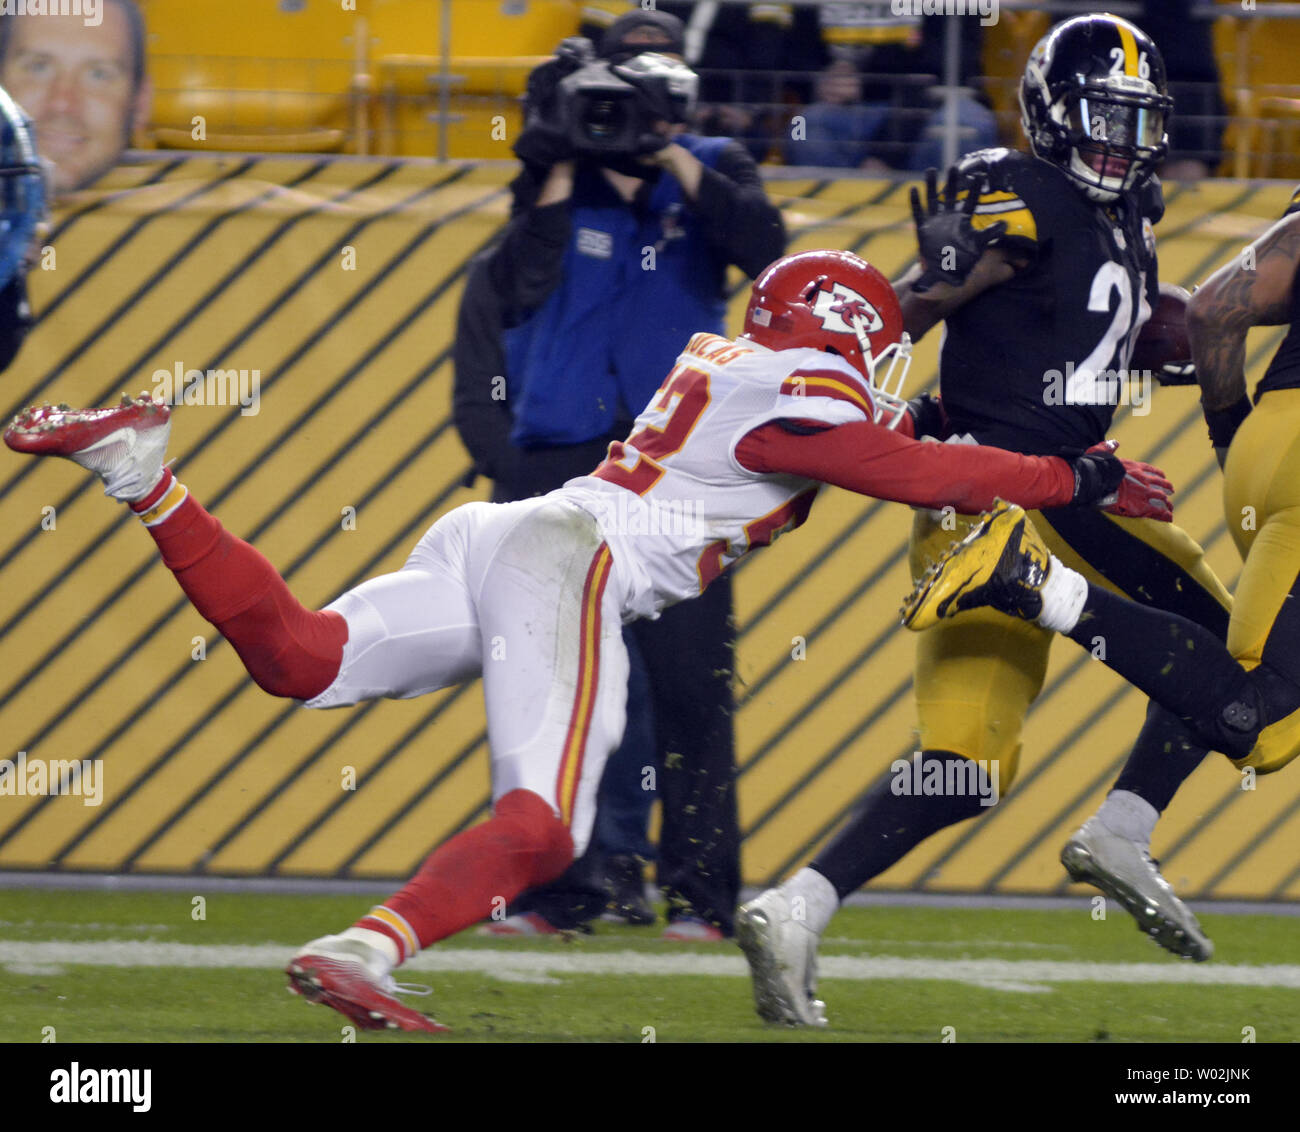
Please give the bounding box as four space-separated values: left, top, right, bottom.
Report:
286 935 448 1034
4 395 172 502
662 916 726 943
477 912 564 938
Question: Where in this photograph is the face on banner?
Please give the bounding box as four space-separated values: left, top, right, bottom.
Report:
1 3 150 196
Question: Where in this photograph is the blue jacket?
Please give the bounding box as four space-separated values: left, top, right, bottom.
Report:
504 135 733 447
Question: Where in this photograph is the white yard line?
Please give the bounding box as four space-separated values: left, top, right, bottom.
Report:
1 874 1297 919
4 940 1300 990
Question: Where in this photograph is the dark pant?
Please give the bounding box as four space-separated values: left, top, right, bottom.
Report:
632 572 739 931
512 575 740 932
595 630 657 861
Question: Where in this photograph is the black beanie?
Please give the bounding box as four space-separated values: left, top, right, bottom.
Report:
598 10 685 62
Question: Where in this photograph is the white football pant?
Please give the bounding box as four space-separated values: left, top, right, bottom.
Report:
304 496 629 857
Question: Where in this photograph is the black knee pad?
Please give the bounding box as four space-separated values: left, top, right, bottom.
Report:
1248 660 1300 729
1194 670 1264 760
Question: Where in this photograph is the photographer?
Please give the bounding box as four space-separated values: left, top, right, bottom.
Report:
453 9 784 940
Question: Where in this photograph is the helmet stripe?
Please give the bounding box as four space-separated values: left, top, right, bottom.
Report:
1117 21 1139 78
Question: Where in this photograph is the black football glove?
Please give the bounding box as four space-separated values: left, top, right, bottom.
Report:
909 165 1007 294
1068 440 1174 522
1069 442 1126 503
905 391 946 439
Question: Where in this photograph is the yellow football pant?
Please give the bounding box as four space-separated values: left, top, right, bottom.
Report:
910 502 1233 790
1222 388 1300 772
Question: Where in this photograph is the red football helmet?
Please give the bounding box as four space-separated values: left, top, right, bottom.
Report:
742 249 913 428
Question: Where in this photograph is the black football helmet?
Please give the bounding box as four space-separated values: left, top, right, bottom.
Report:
1020 14 1172 202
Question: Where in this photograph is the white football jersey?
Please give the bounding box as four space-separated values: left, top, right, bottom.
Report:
562 332 876 618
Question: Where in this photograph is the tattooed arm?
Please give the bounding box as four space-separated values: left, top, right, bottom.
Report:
1189 213 1300 405
1187 212 1300 463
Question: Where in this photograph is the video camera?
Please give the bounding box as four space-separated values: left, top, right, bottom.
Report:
528 38 699 156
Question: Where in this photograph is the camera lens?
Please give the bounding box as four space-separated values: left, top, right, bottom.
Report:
584 98 627 141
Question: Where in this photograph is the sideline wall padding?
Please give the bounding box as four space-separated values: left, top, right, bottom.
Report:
1 157 1295 901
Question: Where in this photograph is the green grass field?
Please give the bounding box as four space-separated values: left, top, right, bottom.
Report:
2 888 1299 1045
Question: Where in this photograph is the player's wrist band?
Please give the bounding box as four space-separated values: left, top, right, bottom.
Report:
1201 394 1252 451
905 392 945 438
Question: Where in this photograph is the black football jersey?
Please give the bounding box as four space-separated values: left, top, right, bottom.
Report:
937 148 1163 455
1253 187 1300 399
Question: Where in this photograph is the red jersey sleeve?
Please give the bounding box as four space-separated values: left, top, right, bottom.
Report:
735 418 1075 513
892 407 917 440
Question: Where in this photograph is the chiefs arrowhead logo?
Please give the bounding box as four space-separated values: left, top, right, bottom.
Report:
811 282 883 336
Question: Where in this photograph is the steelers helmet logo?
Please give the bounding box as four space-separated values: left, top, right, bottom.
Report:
811 282 883 336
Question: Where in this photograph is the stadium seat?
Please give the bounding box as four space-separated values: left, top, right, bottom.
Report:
1213 6 1300 179
142 1 580 158
368 0 578 66
979 9 1048 151
142 0 363 153
368 0 578 158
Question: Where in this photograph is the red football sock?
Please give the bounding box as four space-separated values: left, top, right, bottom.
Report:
357 789 575 956
140 485 347 700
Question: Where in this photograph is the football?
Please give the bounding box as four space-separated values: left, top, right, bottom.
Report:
1130 282 1192 371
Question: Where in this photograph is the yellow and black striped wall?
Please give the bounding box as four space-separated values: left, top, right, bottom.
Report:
2 157 1297 901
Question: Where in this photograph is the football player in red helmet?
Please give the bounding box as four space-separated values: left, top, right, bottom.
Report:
4 248 1169 1034
742 249 914 430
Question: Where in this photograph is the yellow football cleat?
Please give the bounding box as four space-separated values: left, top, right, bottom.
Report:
901 500 1053 631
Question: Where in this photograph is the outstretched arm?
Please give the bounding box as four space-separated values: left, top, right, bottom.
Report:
1189 212 1300 461
892 165 1024 341
736 419 1172 520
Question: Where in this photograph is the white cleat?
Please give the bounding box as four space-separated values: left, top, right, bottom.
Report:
1062 817 1213 962
4 395 172 502
736 888 829 1027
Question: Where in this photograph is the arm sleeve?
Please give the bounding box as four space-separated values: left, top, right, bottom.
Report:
451 273 515 483
735 418 1076 513
452 394 514 486
452 367 515 484
892 405 917 440
486 200 572 323
690 141 786 279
